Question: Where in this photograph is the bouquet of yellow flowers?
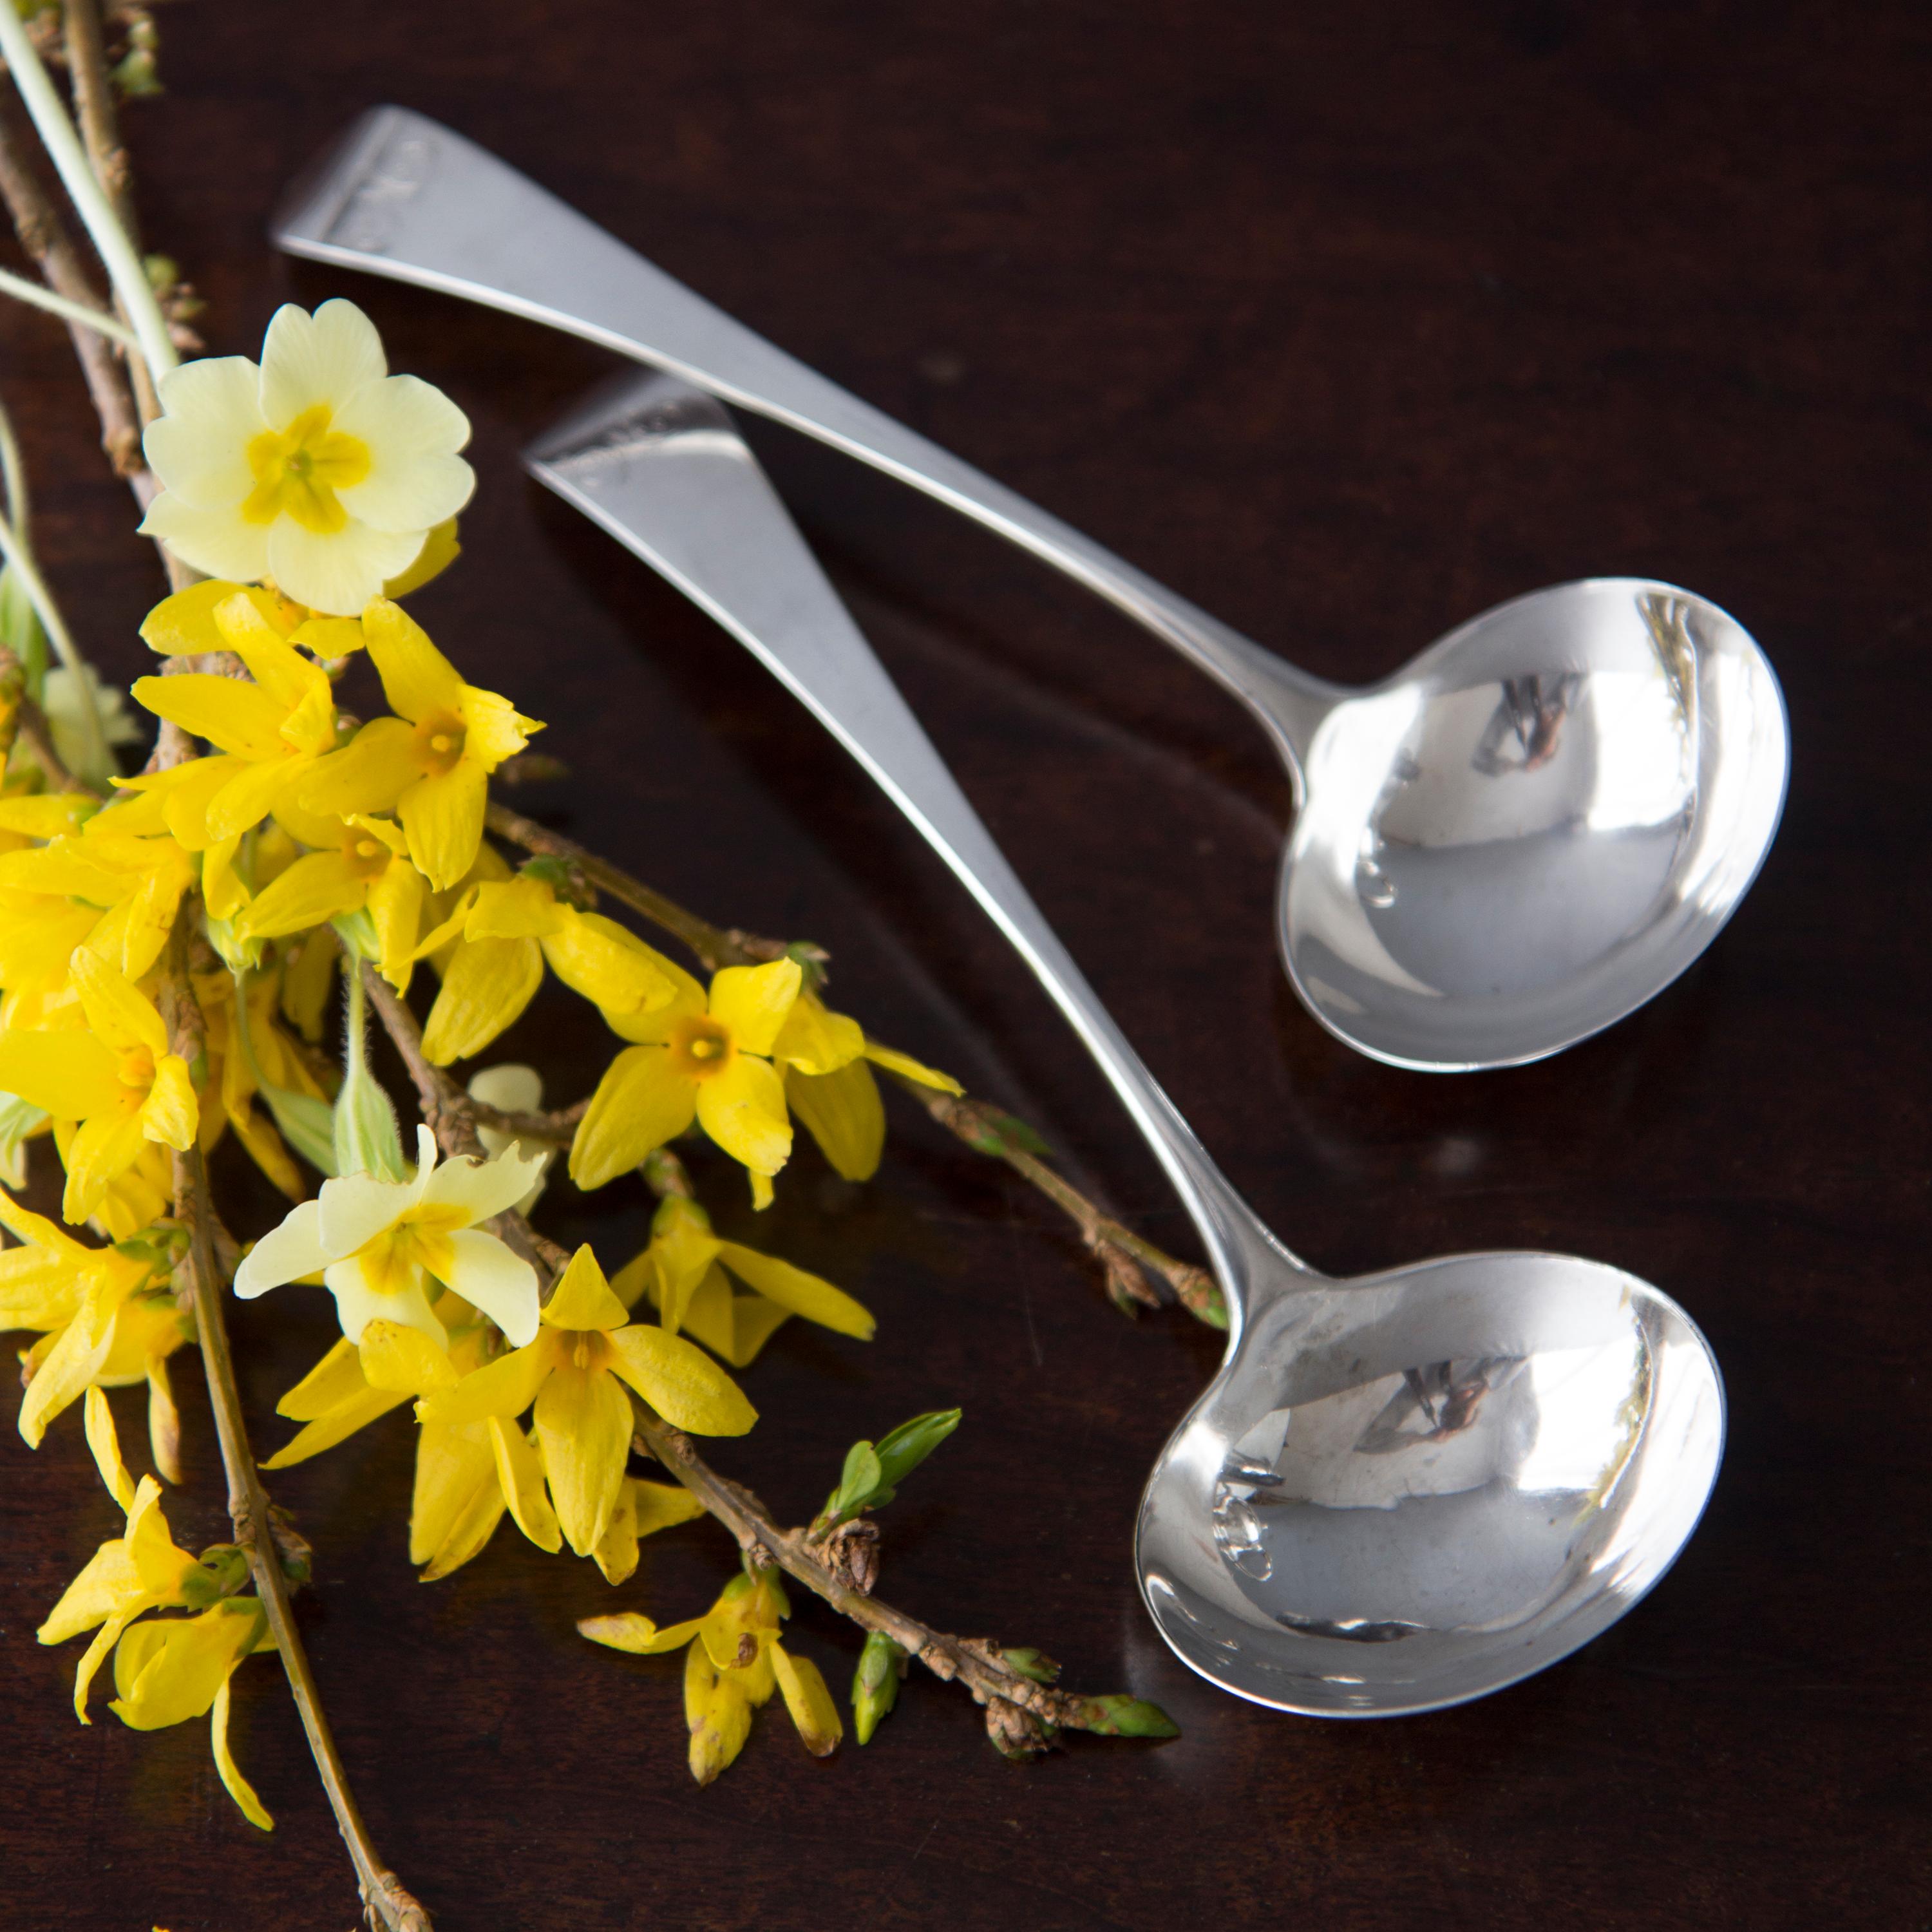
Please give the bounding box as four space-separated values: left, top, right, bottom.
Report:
0 8 1211 1923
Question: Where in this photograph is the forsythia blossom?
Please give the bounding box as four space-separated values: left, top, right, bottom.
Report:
139 299 474 616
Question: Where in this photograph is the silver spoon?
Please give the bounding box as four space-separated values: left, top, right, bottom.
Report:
524 369 1727 1716
273 108 1791 1073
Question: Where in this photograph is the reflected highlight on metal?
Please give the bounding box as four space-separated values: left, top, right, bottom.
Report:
272 106 1791 1072
518 370 1727 1718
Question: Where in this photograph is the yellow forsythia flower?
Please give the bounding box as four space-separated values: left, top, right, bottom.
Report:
419 1244 754 1559
570 957 802 1204
138 299 474 616
0 1190 187 1468
234 812 424 994
579 1566 842 1783
612 1193 873 1368
234 1124 545 1348
0 951 198 1223
38 1390 205 1723
128 589 343 853
302 600 542 891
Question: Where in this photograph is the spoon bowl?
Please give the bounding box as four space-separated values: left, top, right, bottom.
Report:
1279 579 1789 1069
1137 1245 1725 1714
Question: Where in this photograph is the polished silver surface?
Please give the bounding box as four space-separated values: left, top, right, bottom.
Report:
273 108 1790 1072
523 370 1727 1716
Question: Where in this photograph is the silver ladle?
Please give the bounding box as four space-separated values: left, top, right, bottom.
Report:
523 369 1727 1716
274 108 1791 1072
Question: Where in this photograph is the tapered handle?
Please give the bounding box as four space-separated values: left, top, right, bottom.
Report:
525 372 1301 1308
274 106 1335 771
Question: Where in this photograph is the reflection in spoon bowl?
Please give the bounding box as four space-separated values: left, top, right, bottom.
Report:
1139 1251 1725 1716
1282 581 1788 1069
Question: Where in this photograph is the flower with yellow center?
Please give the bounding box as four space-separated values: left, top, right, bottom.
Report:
579 1566 842 1784
232 813 424 993
419 1244 755 1559
0 951 198 1224
138 299 474 616
234 1124 545 1349
569 957 803 1205
301 599 542 891
128 589 344 855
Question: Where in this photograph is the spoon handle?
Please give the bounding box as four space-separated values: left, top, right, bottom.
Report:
274 107 1340 772
526 372 1308 1311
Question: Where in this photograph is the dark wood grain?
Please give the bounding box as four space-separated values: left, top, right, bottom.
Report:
2 3 1925 1926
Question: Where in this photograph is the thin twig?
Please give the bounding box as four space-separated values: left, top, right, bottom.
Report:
483 801 1223 1325
59 0 135 242
163 963 433 1932
629 1405 1126 1753
468 1094 589 1143
0 106 142 476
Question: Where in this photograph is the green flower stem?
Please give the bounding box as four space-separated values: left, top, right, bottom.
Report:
482 802 1222 1323
0 259 138 348
162 961 431 1932
0 484 109 784
0 4 175 381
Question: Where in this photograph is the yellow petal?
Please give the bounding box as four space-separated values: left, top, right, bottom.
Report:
488 1416 562 1554
420 936 542 1065
61 1108 151 1226
259 1383 411 1467
605 1323 757 1436
111 1598 265 1730
577 1611 707 1655
357 1319 457 1394
84 1385 137 1510
129 674 286 759
770 994 865 1077
694 1055 792 1179
707 959 802 1056
361 598 465 723
147 1354 182 1485
679 1267 793 1370
590 1482 642 1586
397 762 486 894
138 1055 200 1152
299 716 420 819
771 1643 843 1757
213 591 328 712
715 1242 874 1341
211 1676 275 1830
685 1638 752 1786
138 580 252 656
0 1027 124 1121
68 947 167 1057
864 1041 963 1094
204 752 310 846
567 1046 697 1191
784 1058 885 1182
38 1542 140 1647
540 909 677 1023
410 1414 504 1573
456 685 540 770
280 927 340 1042
234 851 367 941
367 855 425 994
382 516 461 598
463 875 564 940
533 1362 632 1557
419 1334 554 1427
542 1245 629 1334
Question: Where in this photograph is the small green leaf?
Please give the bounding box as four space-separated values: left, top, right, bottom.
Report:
1072 1694 1180 1739
1000 1646 1060 1685
851 1630 905 1745
827 1440 883 1522
871 1408 961 1495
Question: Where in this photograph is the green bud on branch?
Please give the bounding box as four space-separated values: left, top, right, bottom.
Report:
851 1630 906 1745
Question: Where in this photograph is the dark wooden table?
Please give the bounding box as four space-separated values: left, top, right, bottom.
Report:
3 4 1924 1926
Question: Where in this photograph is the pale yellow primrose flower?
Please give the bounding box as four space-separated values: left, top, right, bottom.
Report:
0 951 198 1224
138 299 475 616
301 599 543 891
234 1124 545 1349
